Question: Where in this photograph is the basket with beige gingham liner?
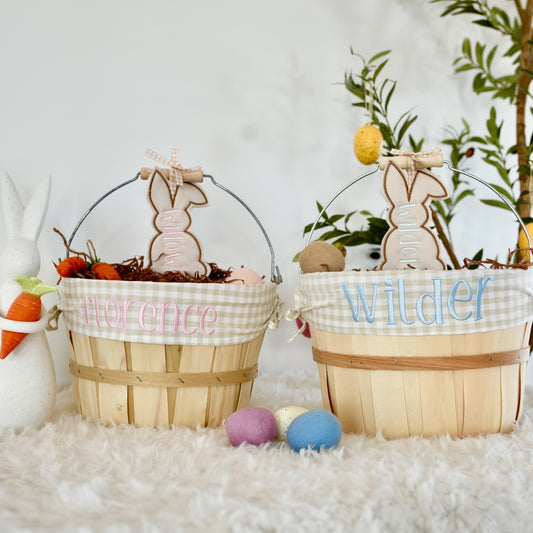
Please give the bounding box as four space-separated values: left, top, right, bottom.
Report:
291 150 533 439
56 150 281 428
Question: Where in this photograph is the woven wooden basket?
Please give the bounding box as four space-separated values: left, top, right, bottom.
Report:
299 158 532 439
310 323 530 438
59 172 281 428
67 329 265 428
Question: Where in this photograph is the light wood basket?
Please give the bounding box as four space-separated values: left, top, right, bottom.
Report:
303 156 533 439
67 329 265 428
61 170 282 428
311 324 530 438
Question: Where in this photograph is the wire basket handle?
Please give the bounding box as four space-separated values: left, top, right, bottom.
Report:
306 160 533 253
67 172 282 284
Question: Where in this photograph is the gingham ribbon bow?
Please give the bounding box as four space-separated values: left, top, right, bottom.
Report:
390 147 442 182
146 148 185 187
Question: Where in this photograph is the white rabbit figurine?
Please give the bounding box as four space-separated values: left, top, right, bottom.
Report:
148 169 210 276
380 160 449 270
0 170 56 431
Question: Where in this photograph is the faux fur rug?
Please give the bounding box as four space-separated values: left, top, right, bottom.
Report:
1 370 533 533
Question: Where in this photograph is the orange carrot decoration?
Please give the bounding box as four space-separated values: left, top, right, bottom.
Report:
92 262 121 280
56 256 88 278
0 277 57 359
53 228 121 281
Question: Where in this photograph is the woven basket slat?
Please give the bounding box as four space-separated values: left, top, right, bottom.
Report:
236 333 264 411
91 337 128 425
164 344 182 425
70 331 99 421
207 343 246 427
172 345 214 427
129 342 168 427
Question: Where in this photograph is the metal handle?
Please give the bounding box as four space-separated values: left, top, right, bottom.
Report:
67 173 282 284
306 160 532 254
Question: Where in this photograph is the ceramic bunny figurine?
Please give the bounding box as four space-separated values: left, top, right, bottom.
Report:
0 170 56 431
380 161 449 270
148 170 210 276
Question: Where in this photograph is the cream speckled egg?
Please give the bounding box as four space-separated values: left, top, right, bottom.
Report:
274 405 309 441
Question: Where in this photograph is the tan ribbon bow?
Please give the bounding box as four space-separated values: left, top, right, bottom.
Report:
390 147 442 183
146 148 184 188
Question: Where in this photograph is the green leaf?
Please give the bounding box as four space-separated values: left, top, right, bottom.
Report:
368 50 391 65
372 59 389 81
487 182 515 203
468 248 484 268
320 229 348 241
462 38 472 59
455 189 475 203
475 42 486 66
302 220 330 235
367 217 389 231
480 198 512 210
486 45 497 69
397 114 418 145
384 81 396 113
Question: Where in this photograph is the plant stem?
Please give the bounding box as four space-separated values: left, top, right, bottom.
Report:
515 0 533 220
431 207 461 268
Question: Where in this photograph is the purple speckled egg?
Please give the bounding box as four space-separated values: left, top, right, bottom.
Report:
226 407 277 446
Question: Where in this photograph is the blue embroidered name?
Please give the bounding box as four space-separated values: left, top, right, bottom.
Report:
341 276 494 326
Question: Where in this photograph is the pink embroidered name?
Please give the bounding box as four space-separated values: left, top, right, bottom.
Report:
83 296 217 335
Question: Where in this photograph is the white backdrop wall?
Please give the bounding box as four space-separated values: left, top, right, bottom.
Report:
0 0 523 388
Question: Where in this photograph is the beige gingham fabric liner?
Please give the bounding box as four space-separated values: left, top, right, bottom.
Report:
58 278 279 346
294 268 533 336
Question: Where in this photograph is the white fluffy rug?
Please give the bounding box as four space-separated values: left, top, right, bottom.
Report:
1 369 533 533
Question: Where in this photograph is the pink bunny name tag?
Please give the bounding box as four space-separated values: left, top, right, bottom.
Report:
144 150 210 276
380 160 449 270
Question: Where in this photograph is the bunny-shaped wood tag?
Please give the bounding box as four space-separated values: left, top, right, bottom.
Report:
380 160 449 270
142 149 210 276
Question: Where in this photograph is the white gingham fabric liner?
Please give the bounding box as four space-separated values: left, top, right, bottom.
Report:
293 268 533 336
58 278 279 346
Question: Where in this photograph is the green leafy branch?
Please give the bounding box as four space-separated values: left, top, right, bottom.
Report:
344 50 423 152
297 51 478 267
293 204 389 262
433 0 533 223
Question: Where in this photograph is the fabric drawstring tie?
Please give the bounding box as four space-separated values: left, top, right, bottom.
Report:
390 147 442 183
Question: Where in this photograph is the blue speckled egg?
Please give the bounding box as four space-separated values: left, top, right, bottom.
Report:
286 409 342 452
226 407 277 446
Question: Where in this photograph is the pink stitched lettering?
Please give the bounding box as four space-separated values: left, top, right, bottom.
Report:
92 295 103 328
122 299 137 330
104 298 121 328
200 306 217 335
84 296 95 326
159 302 179 333
182 304 199 334
139 302 157 332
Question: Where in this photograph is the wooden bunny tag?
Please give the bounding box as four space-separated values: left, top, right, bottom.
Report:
142 149 210 276
380 157 449 270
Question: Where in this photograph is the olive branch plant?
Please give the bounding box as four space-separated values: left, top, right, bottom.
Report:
297 0 533 268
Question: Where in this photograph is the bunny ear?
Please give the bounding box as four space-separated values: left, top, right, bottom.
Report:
0 170 24 240
382 161 410 206
148 169 174 212
409 170 449 204
22 174 51 241
173 183 209 210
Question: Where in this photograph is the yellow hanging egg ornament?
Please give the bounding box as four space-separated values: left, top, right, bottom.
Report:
518 221 533 261
353 124 383 165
